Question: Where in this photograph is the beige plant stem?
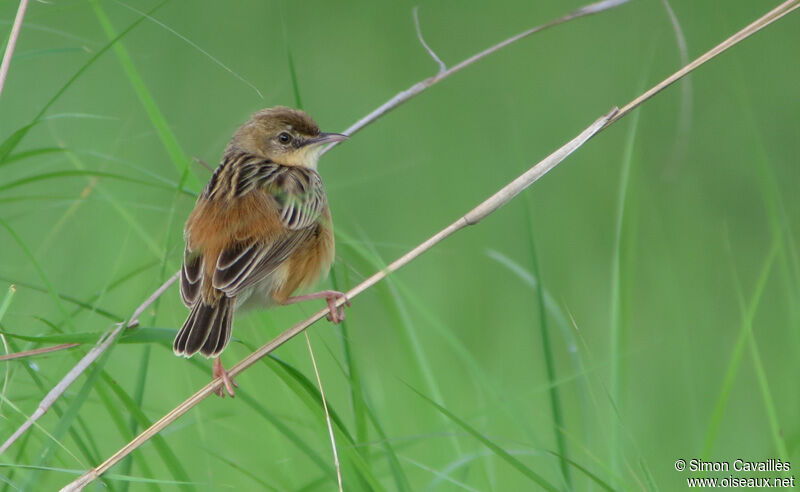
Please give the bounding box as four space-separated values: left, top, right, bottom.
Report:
322 0 632 154
0 272 179 455
0 0 629 459
0 0 29 101
604 0 800 128
0 343 80 362
305 332 343 492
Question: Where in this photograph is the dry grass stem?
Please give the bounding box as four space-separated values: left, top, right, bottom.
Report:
56 0 800 488
0 325 125 455
413 6 446 73
0 272 179 454
0 343 81 362
0 285 18 414
305 332 343 492
322 0 631 154
604 0 800 127
0 0 29 101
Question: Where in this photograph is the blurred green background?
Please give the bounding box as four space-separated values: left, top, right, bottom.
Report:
0 0 798 490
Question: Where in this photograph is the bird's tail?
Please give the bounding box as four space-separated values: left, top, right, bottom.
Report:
173 296 234 357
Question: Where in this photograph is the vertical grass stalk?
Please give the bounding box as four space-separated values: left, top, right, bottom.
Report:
524 207 572 490
608 106 641 480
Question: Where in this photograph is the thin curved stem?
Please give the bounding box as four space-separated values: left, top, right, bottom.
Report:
0 0 29 102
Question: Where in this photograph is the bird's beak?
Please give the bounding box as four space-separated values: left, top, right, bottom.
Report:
301 132 349 147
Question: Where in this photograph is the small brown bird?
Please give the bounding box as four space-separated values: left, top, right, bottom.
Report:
174 107 350 397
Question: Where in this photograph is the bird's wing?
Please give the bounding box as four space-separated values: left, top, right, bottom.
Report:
180 246 202 306
269 166 327 230
211 165 327 296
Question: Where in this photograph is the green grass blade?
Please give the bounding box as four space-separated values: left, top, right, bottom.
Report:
15 47 88 61
0 0 173 164
93 383 160 492
0 124 35 165
0 429 31 492
265 355 355 444
639 458 659 492
0 330 108 344
90 0 199 191
119 344 151 492
407 454 483 492
0 170 190 196
524 204 571 490
295 475 330 492
21 344 113 491
730 57 800 421
0 336 108 491
121 328 186 344
109 0 265 99
259 353 387 491
102 374 193 491
0 217 75 330
0 285 16 324
0 194 85 204
55 260 161 329
407 384 559 492
73 416 103 472
102 475 198 486
0 463 198 486
703 239 778 454
403 451 482 492
0 327 192 347
0 285 18 417
360 394 413 492
181 356 336 478
203 447 281 491
608 104 641 480
338 227 467 455
419 449 601 492
32 0 170 121
118 171 184 489
318 329 413 492
1 147 66 167
330 267 368 446
744 338 788 458
0 229 177 489
0 277 123 323
712 237 787 458
485 249 593 446
280 5 303 109
59 150 164 257
547 452 615 492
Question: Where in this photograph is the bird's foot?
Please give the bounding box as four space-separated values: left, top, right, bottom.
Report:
285 290 351 324
212 357 238 398
323 290 351 324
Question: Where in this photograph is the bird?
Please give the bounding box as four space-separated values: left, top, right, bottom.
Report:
173 107 350 397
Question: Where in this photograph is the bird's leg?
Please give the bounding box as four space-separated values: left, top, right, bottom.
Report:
212 357 237 398
284 290 351 324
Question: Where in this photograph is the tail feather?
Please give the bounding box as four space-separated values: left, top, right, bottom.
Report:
174 297 234 357
201 298 233 356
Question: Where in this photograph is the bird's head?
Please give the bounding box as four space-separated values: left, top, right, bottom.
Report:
226 106 347 169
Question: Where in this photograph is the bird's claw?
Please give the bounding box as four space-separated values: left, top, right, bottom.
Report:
324 292 351 324
213 359 238 398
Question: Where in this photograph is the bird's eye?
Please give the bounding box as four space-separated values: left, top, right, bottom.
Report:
278 132 292 144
